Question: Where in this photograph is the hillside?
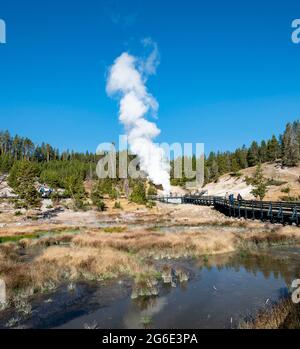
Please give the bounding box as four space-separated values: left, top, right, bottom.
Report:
202 162 300 201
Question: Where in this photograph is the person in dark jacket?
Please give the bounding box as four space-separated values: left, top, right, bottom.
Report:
237 193 242 202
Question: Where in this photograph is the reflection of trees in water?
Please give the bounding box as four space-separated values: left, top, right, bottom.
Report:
123 250 300 328
123 296 168 329
195 252 300 286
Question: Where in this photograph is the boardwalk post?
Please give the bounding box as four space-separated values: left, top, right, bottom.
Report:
292 205 299 226
260 201 264 221
278 204 283 224
268 203 273 223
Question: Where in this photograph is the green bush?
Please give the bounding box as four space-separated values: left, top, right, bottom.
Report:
40 169 61 188
113 201 122 209
147 185 157 196
146 200 156 208
96 200 106 211
130 182 147 204
281 186 291 194
229 172 242 178
266 178 288 186
8 161 41 208
280 195 300 202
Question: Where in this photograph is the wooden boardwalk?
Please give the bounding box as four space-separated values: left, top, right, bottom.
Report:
150 195 300 226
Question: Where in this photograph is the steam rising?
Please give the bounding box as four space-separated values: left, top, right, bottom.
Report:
106 41 170 193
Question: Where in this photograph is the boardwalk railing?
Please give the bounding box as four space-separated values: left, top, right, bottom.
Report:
149 195 300 226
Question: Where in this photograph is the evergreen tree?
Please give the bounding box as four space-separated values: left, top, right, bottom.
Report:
282 123 300 166
8 161 41 208
250 163 268 201
91 181 106 211
235 146 248 169
247 141 259 166
64 175 86 202
258 140 267 163
130 181 146 204
266 135 280 161
230 157 240 173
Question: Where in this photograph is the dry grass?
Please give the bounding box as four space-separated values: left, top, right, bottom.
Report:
103 226 127 233
1 212 300 308
237 226 300 251
36 245 143 279
72 229 237 258
0 225 80 238
0 225 237 303
239 298 298 329
0 243 150 302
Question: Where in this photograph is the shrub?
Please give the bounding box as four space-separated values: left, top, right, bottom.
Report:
266 178 288 186
50 191 61 206
103 226 126 233
39 170 61 188
147 185 157 196
96 200 106 211
280 196 300 202
229 172 242 178
146 201 156 208
281 186 291 194
64 175 86 200
130 182 146 204
113 201 122 209
91 182 106 211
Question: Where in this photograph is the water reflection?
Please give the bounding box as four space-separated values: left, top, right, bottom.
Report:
2 247 299 329
55 249 300 329
123 297 168 329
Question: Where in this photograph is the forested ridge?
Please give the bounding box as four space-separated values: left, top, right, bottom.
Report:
173 120 300 186
0 120 299 208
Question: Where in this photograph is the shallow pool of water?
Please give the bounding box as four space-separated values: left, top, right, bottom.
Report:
4 247 299 329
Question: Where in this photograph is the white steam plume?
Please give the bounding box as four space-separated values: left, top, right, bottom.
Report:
106 41 170 194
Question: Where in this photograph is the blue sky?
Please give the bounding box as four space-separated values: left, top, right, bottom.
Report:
0 0 300 154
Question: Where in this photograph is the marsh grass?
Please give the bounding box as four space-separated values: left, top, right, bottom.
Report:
0 228 81 245
0 234 37 244
103 226 127 233
1 220 300 313
84 321 99 329
239 297 300 329
140 315 153 326
132 271 160 299
6 317 21 328
238 233 298 251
